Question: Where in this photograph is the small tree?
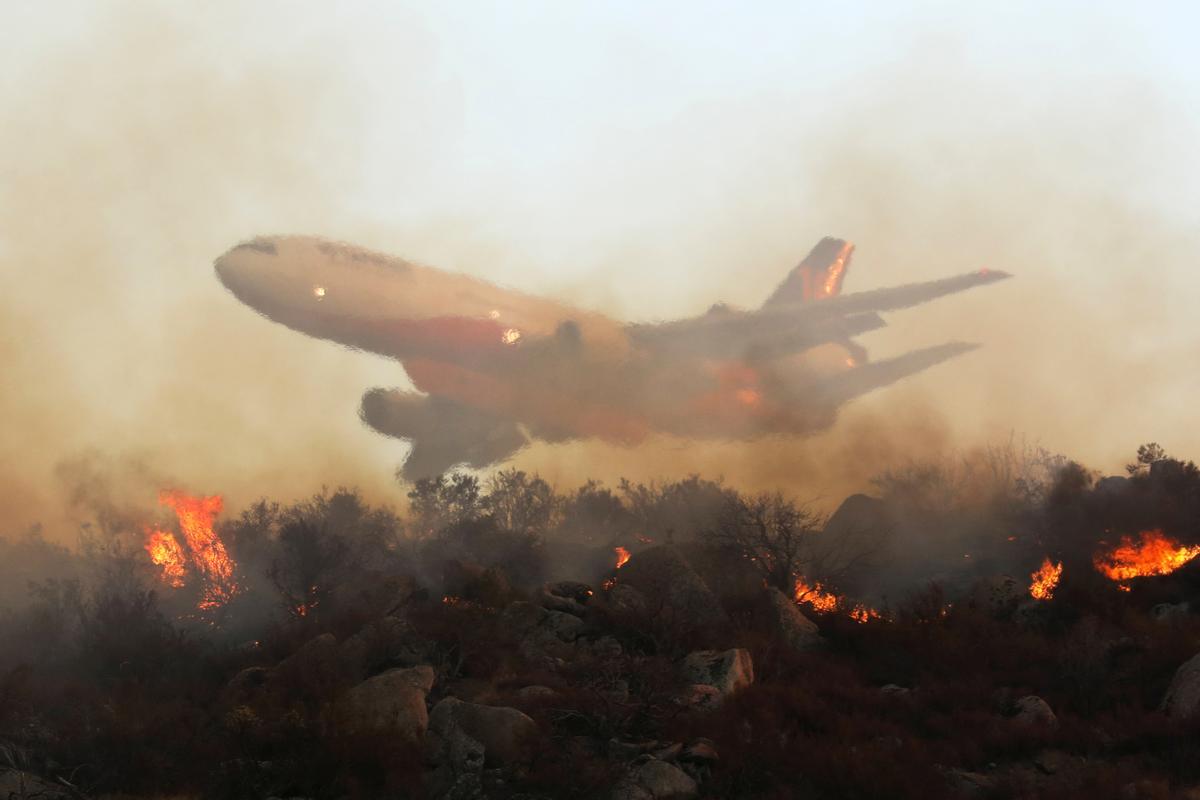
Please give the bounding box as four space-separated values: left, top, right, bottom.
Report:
483 469 558 536
705 491 825 593
405 473 481 535
1126 442 1167 476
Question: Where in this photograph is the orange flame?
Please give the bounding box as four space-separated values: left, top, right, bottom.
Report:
614 546 631 569
144 530 187 588
794 578 880 623
1029 558 1063 601
794 578 839 613
1093 530 1200 582
146 490 238 610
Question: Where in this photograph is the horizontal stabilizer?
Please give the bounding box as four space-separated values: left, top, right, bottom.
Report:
817 341 979 404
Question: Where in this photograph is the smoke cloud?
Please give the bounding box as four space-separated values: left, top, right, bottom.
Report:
3 5 1198 538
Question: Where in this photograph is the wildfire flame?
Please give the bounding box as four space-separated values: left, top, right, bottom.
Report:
614 546 631 569
145 490 238 610
794 578 880 623
1029 558 1063 601
145 530 187 588
1093 529 1200 583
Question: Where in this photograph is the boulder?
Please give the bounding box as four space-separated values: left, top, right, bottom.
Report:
326 568 420 618
337 665 435 743
424 716 486 800
225 665 273 702
547 580 595 604
0 771 71 799
673 684 721 709
607 583 648 615
1011 695 1058 728
763 588 823 652
1162 651 1200 720
1152 602 1190 624
680 738 718 765
681 649 754 700
516 685 558 702
274 632 344 696
501 601 584 662
426 697 538 767
821 494 891 593
611 756 698 800
339 615 434 680
539 581 593 614
614 546 727 630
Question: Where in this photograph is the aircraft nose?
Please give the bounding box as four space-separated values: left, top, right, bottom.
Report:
214 237 278 289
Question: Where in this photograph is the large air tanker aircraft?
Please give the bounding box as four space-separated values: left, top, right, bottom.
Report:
215 236 1009 479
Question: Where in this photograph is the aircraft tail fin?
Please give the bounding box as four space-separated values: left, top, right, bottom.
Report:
762 237 854 309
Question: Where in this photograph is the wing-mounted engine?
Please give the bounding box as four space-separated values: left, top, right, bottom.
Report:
360 389 528 480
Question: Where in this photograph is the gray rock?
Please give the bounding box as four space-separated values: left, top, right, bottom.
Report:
0 771 71 799
538 590 587 615
1162 651 1200 720
426 697 539 767
547 580 595 604
1152 602 1190 623
607 583 648 615
679 739 718 764
615 546 727 630
337 665 435 743
339 615 433 680
673 684 721 709
944 768 996 796
681 649 754 701
764 587 823 652
651 742 683 761
1011 695 1058 728
425 717 486 800
275 632 343 695
225 665 272 701
611 757 698 800
516 685 557 701
586 635 624 660
542 609 585 641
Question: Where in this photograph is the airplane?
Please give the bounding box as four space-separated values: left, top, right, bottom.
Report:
214 235 1010 479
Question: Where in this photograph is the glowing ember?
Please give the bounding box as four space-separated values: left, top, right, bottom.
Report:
1093 529 1200 582
849 606 882 623
1029 557 1063 601
501 328 522 345
614 546 631 569
144 530 187 588
152 490 238 610
602 577 616 591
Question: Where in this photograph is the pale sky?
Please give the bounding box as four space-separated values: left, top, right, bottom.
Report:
2 2 1198 532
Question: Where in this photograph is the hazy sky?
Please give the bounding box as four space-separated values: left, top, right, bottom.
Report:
3 2 1198 534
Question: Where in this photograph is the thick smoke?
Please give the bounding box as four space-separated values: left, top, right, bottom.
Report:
3 6 1199 539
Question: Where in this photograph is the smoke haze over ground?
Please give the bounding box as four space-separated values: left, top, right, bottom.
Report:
3 2 1199 536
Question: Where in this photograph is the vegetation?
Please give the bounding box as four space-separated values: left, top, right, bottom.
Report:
0 448 1198 798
